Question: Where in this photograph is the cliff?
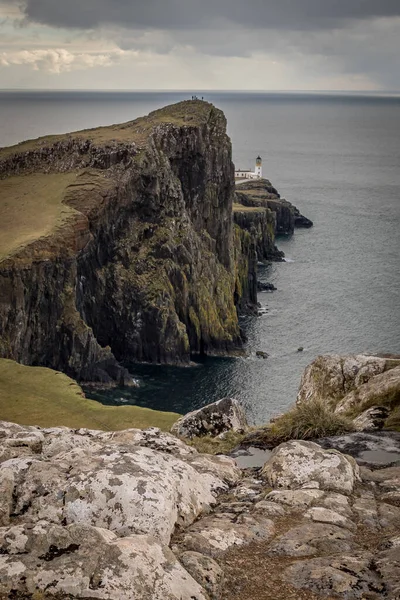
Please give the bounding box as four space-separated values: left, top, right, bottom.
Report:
0 101 248 384
236 178 313 237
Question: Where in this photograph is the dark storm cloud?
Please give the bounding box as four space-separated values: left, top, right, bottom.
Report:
19 0 400 31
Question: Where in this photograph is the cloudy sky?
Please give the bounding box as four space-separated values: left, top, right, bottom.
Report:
1 0 400 90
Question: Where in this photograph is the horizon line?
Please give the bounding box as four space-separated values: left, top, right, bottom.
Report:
1 88 400 95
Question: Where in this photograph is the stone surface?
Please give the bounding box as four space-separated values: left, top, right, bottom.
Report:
253 500 286 517
296 354 399 408
179 514 275 557
171 397 248 439
179 551 224 600
268 522 357 557
304 506 355 530
375 536 400 599
262 440 359 494
0 522 208 600
0 421 240 546
317 431 400 468
352 406 389 431
265 489 325 509
335 365 400 416
284 553 385 599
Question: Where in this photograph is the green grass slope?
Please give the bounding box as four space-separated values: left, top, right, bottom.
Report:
0 359 179 431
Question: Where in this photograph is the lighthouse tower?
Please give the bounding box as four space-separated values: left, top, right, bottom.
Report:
255 156 262 178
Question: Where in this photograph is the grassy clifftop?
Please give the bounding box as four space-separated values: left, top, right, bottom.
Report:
0 359 179 431
0 100 217 264
0 100 215 160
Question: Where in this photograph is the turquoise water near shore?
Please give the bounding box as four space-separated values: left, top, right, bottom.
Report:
1 91 399 423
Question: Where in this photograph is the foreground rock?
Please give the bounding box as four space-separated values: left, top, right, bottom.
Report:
2 418 400 599
262 440 360 494
297 354 400 429
171 398 248 439
0 524 208 600
0 420 240 599
317 431 400 468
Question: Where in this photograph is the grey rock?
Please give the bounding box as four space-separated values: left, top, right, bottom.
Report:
265 488 325 509
180 514 275 557
262 440 360 494
180 551 224 600
317 431 400 468
352 406 389 431
304 506 356 530
284 553 385 599
0 522 208 600
375 536 400 599
171 398 248 439
268 522 357 557
297 354 398 407
0 421 240 546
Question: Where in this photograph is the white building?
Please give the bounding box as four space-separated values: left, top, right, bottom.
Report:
235 156 263 180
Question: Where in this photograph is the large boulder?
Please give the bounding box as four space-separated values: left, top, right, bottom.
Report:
296 354 399 409
284 553 384 599
334 365 400 415
171 398 248 439
262 440 360 494
0 522 208 600
0 421 240 546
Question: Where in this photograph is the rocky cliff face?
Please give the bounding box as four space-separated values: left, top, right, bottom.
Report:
0 101 249 383
236 178 313 237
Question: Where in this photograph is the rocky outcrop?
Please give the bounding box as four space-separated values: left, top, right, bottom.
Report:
236 178 313 236
2 419 400 599
297 354 400 430
261 440 360 494
171 398 248 439
233 203 284 262
0 101 252 383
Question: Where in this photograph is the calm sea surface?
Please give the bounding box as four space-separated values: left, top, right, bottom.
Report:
1 91 399 423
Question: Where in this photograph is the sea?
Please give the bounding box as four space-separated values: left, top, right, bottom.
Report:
1 90 399 424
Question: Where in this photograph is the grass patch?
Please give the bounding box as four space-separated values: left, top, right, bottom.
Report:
232 203 266 213
242 399 355 448
188 431 246 455
0 172 79 261
0 100 214 160
386 406 400 431
0 359 179 432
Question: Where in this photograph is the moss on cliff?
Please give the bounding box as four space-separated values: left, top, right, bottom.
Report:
0 100 247 381
0 359 179 431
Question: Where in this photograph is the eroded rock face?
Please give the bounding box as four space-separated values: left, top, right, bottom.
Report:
297 354 399 407
262 440 360 494
0 523 208 600
335 366 400 417
3 417 400 599
284 554 384 599
0 421 240 547
171 398 248 439
179 551 225 599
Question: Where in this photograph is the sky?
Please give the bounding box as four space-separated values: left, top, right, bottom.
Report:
1 0 400 91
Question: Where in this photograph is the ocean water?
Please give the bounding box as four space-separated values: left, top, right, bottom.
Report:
1 91 399 423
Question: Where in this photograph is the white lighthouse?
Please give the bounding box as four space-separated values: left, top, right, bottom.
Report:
234 156 263 181
255 155 262 178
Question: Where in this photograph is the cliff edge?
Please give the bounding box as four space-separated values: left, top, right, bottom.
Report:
0 101 251 384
